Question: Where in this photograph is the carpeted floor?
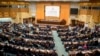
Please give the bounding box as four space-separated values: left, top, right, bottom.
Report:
52 30 68 56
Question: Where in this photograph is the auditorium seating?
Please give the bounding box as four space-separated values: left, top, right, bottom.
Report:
57 25 100 56
0 22 58 56
68 49 100 56
0 22 99 56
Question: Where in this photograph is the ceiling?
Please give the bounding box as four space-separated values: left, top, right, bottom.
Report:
0 0 99 2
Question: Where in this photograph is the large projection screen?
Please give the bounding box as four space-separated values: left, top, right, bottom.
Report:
45 6 60 20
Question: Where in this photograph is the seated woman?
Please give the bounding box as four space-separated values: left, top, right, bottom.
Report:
83 43 88 50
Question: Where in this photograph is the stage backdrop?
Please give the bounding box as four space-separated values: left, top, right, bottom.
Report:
36 2 70 25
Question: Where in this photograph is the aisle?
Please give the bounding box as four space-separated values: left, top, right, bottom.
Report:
52 30 68 56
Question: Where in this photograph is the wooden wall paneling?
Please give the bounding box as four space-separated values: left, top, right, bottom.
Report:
36 3 44 20
0 2 8 5
60 3 70 25
10 8 19 12
79 9 88 15
3 12 8 17
91 10 100 24
9 1 15 5
0 14 3 17
10 12 16 18
20 8 29 12
79 3 100 27
99 11 100 23
1 8 9 12
0 12 2 15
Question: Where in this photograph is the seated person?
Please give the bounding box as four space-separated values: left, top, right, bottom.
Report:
93 50 100 56
76 51 84 56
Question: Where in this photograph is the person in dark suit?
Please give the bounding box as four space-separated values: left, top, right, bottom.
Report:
93 40 99 46
94 50 100 56
76 51 84 56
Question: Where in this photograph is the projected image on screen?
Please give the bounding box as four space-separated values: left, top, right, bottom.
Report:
45 6 60 17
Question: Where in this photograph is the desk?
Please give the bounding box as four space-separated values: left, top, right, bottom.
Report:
37 19 66 25
37 20 60 24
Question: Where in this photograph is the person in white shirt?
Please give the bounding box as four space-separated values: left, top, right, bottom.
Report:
84 23 88 28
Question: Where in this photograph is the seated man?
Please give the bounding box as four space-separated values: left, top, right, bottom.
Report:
94 50 100 56
76 51 84 56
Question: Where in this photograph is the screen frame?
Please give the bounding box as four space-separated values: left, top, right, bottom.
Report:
70 8 78 15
